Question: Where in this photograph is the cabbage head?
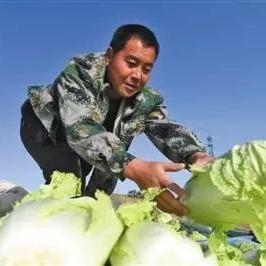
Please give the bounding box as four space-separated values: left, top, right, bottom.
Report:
184 140 266 245
0 172 123 266
110 222 217 266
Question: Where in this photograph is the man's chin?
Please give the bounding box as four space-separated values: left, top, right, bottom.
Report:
122 91 138 98
123 91 134 97
121 87 140 98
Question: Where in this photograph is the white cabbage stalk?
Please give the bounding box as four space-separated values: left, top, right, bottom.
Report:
110 222 218 266
0 192 123 266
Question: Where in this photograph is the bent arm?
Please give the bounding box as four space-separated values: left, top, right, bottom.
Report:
54 57 135 177
144 105 206 164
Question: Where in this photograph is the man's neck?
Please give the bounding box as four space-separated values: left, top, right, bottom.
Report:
106 85 122 101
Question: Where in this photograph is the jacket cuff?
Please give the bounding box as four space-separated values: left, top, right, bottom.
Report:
182 145 206 164
108 150 136 181
120 153 136 181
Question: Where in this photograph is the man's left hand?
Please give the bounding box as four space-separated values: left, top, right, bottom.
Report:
187 152 215 167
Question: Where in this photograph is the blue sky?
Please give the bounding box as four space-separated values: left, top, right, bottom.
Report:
0 3 265 193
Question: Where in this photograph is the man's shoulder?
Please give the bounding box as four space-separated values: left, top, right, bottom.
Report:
71 51 106 67
26 52 106 134
69 51 106 76
63 51 106 93
28 84 53 104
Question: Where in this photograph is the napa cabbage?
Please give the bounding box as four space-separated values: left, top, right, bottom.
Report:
110 222 218 266
184 140 266 264
0 171 123 266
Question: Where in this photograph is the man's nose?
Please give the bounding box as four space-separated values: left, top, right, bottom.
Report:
131 68 141 82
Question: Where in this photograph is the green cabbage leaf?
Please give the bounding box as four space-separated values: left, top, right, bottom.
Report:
16 171 82 207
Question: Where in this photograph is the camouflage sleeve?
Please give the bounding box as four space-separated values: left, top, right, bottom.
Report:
144 104 206 163
54 59 135 177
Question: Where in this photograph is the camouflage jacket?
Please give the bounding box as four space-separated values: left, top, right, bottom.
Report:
28 52 205 178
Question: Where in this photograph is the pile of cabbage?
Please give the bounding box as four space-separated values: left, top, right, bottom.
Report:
0 140 265 266
0 171 217 266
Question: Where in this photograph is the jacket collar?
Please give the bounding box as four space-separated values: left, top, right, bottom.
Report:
84 52 107 93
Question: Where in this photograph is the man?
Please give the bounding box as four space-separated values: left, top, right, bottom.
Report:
20 24 213 216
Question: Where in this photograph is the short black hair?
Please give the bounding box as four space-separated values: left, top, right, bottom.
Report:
109 24 160 60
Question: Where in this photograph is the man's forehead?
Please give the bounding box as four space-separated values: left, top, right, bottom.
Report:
122 37 156 63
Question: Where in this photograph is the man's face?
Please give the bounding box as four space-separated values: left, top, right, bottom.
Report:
106 37 156 98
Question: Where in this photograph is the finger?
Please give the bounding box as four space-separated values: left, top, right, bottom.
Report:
158 173 174 188
162 162 185 172
155 190 188 216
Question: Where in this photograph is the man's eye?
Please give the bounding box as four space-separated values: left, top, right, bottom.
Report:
143 67 151 74
127 61 136 67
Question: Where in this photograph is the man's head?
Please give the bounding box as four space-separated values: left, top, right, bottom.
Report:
106 24 159 99
109 24 159 60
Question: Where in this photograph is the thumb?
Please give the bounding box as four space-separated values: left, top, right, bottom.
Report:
162 162 185 172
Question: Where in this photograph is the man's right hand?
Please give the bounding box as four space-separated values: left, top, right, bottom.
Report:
123 158 188 216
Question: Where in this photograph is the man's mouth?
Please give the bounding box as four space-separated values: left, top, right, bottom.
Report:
124 83 139 91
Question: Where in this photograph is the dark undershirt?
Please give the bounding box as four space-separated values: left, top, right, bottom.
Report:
103 98 121 132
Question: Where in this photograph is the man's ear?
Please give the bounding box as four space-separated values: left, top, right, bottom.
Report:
105 47 113 65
